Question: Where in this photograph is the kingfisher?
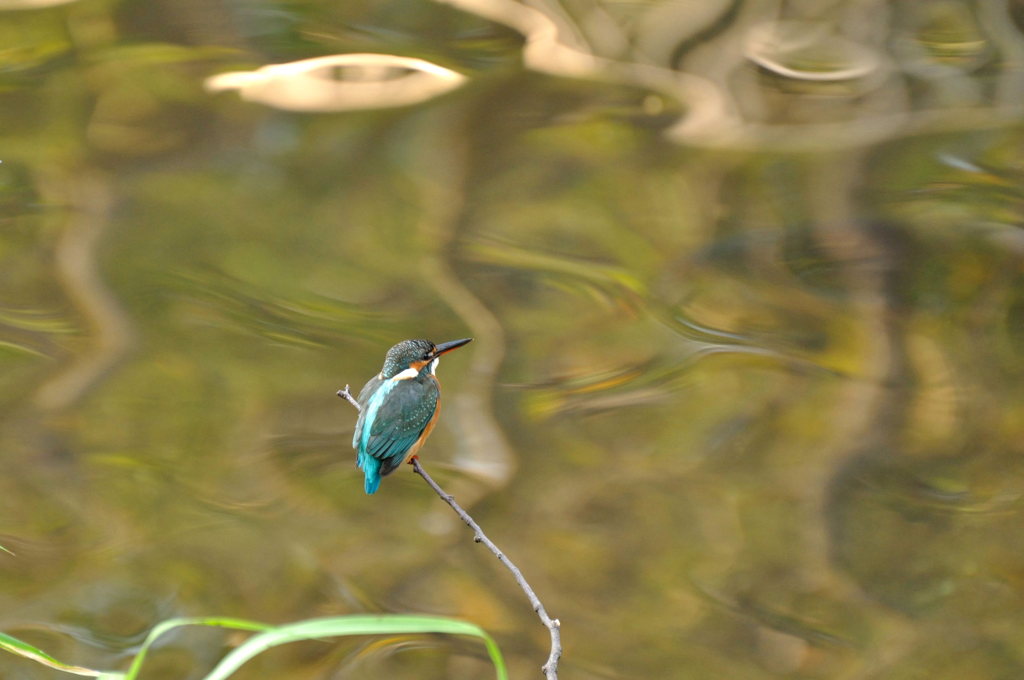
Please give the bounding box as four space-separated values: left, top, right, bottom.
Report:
351 337 473 494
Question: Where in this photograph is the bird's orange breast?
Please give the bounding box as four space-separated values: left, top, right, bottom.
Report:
405 377 441 462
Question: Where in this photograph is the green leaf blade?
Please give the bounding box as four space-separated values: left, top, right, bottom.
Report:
202 615 507 680
0 631 107 677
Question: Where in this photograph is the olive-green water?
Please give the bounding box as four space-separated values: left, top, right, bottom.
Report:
3 1 1024 678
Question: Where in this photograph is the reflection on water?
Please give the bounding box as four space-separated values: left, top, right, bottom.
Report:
206 54 467 111
3 0 1024 678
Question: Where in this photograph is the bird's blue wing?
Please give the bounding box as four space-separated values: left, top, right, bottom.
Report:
363 377 439 476
352 375 383 449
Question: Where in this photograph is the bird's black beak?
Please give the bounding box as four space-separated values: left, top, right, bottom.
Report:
433 337 472 357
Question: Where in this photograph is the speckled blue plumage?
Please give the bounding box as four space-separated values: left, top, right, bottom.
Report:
352 345 440 495
350 338 471 495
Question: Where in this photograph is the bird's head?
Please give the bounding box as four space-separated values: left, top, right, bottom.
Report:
380 337 472 379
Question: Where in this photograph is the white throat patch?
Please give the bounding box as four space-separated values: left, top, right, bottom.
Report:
429 357 439 375
392 367 420 381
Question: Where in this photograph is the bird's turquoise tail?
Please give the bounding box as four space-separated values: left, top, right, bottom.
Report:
358 452 381 495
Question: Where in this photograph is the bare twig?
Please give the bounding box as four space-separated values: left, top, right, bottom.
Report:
337 385 562 679
410 456 562 678
337 385 361 411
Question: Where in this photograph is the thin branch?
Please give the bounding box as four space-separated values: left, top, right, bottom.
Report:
410 457 562 678
337 385 361 412
337 385 562 679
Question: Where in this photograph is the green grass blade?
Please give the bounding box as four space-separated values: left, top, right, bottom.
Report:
123 617 272 680
0 631 111 677
201 614 508 680
3 615 506 680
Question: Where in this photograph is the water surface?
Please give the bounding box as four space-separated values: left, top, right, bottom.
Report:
2 1 1024 678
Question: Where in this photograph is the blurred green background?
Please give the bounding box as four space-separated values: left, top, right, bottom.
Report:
3 0 1024 678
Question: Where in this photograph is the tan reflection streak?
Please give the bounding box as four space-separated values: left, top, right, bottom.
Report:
744 20 884 82
0 0 77 8
435 0 737 141
413 141 514 514
424 254 513 488
440 0 1024 150
205 54 466 112
34 172 134 411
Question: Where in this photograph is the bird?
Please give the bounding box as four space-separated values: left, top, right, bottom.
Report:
351 337 472 494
